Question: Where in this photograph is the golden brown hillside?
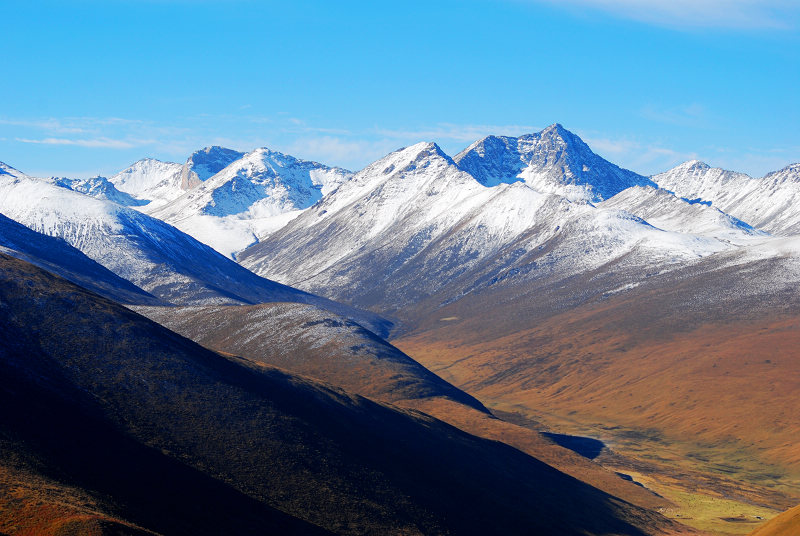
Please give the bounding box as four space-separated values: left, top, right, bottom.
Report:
749 504 800 536
394 275 800 534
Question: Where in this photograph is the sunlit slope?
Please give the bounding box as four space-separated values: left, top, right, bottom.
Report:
749 504 800 536
394 254 800 506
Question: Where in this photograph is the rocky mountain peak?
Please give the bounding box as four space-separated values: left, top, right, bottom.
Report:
181 146 245 190
455 124 652 200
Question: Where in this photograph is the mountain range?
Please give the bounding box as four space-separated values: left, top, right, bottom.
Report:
2 123 799 535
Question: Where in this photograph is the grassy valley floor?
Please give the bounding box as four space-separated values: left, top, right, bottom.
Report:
394 308 800 536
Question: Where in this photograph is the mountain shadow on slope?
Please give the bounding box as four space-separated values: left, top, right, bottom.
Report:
0 212 161 306
134 302 489 413
0 252 680 536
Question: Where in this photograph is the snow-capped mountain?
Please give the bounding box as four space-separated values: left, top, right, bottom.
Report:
653 160 800 235
239 137 731 315
101 148 246 211
454 124 655 201
148 147 352 257
28 146 352 258
0 167 388 334
108 157 184 209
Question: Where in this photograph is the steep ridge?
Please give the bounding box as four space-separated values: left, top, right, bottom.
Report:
149 148 351 257
134 302 489 412
136 302 675 512
0 252 688 536
0 169 388 334
454 124 655 200
749 504 800 536
0 161 26 179
0 212 161 305
239 138 730 317
653 161 800 235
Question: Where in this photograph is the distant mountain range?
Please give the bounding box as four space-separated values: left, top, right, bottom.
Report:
0 162 388 335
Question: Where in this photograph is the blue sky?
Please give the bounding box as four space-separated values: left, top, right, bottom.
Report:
1 0 798 178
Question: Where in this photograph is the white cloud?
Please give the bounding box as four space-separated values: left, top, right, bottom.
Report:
529 0 799 29
15 137 149 149
640 103 709 127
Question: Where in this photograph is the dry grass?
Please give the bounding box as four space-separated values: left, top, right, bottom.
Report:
0 464 154 536
393 288 800 535
749 503 800 536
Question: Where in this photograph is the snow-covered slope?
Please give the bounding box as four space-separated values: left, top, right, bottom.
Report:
0 212 161 305
239 141 731 314
109 158 184 210
600 185 764 243
454 124 655 201
0 168 389 334
149 147 352 257
653 160 800 235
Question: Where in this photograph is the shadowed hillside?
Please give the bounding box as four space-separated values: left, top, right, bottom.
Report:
0 212 161 306
137 302 675 513
134 303 490 411
0 252 688 536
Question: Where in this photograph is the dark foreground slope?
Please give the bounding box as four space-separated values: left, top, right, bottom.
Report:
0 253 687 536
137 302 673 513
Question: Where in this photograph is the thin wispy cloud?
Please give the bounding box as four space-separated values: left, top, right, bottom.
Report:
16 137 147 149
375 123 541 144
640 103 709 128
528 0 800 29
581 132 697 175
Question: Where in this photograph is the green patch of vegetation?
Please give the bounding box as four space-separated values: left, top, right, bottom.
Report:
645 484 779 535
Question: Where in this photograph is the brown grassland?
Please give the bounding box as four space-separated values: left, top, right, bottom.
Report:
394 289 800 535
